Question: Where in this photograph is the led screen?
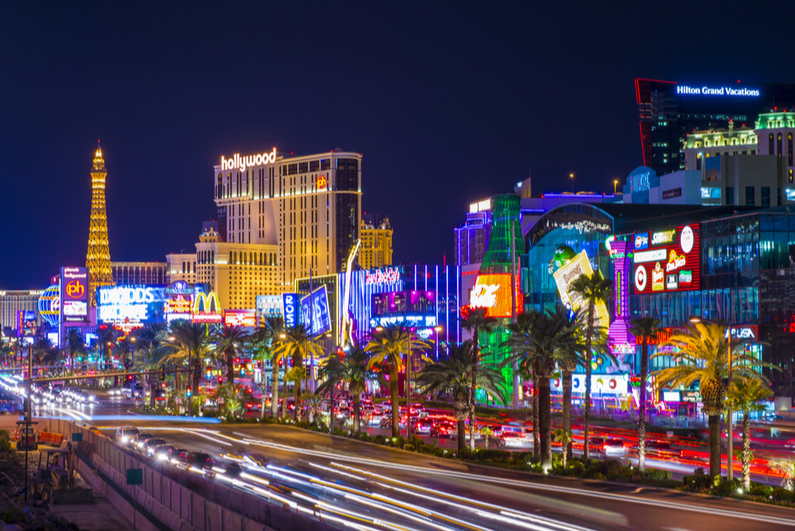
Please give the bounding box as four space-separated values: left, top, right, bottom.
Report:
633 224 700 294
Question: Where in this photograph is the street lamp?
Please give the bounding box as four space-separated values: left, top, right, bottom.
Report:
569 173 574 194
614 179 619 194
690 316 735 481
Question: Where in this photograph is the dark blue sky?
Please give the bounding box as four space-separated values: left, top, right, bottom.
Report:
1 1 791 287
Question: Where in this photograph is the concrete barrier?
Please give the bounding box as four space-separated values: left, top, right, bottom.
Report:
40 419 334 531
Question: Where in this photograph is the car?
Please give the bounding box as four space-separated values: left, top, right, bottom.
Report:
367 409 385 426
167 447 188 463
213 462 243 478
604 438 626 457
175 450 215 471
144 438 168 456
415 418 434 434
430 420 457 438
116 426 140 445
381 416 407 429
153 444 176 461
245 401 261 412
123 383 144 399
132 433 156 451
588 437 608 457
409 403 426 414
644 440 678 458
108 388 124 398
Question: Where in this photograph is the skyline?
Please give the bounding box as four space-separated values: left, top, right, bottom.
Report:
2 1 794 287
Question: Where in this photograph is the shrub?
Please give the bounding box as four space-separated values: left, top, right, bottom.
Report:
403 444 416 452
373 435 386 445
0 430 11 452
771 487 795 503
749 485 773 497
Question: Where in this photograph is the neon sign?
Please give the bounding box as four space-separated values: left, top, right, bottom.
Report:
634 233 648 250
469 199 491 213
651 229 676 246
316 175 328 191
220 148 277 171
365 267 401 286
665 250 686 272
553 250 609 329
193 291 222 323
676 85 759 97
470 273 522 318
634 225 700 294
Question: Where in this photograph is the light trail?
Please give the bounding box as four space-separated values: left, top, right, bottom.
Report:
233 432 795 528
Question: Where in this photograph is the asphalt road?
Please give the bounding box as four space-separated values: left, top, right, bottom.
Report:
35 394 795 531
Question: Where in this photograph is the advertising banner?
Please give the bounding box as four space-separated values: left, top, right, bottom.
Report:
60 267 89 323
97 285 166 327
633 224 700 294
192 291 222 323
300 285 332 336
256 295 283 319
224 309 256 327
553 250 609 330
469 273 523 318
282 293 300 328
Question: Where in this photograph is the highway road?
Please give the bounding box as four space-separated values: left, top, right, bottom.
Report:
32 393 795 531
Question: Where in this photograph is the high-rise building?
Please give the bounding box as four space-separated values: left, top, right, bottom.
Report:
167 221 279 310
85 144 114 306
111 262 168 285
213 147 362 291
635 79 795 176
0 289 43 333
359 216 392 270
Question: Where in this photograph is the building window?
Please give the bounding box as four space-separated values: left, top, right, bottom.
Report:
789 169 793 183
789 133 793 166
769 133 774 154
746 186 755 206
778 133 783 157
762 187 771 208
696 153 702 171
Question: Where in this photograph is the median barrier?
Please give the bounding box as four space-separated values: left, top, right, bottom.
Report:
38 418 333 531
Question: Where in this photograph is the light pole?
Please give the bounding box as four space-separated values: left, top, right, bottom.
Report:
569 173 574 193
129 336 136 402
613 179 619 194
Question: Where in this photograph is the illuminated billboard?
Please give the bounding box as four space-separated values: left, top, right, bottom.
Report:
17 311 36 337
282 293 300 328
192 291 222 323
300 285 332 336
632 224 700 294
60 267 88 323
224 309 256 327
469 274 522 318
552 250 610 330
256 295 283 320
97 285 166 328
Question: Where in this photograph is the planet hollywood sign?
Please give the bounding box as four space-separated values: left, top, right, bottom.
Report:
220 148 277 171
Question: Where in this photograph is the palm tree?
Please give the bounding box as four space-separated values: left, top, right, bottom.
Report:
727 376 772 489
132 342 169 408
770 457 795 491
654 322 773 478
569 272 613 460
343 344 373 435
629 317 661 474
365 323 431 438
212 325 250 387
64 329 86 375
167 320 210 414
32 338 58 374
461 308 497 452
253 316 284 419
317 353 346 432
415 340 505 451
554 428 573 468
271 325 324 420
504 305 579 469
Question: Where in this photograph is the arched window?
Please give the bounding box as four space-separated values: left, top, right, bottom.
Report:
778 133 783 157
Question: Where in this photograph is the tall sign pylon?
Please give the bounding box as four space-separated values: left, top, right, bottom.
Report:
86 141 114 306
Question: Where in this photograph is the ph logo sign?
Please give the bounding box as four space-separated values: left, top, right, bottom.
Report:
65 280 85 299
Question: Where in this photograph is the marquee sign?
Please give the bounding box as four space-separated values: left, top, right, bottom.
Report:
365 267 402 286
633 224 700 294
192 291 222 323
470 273 522 318
97 285 166 327
61 267 89 323
553 250 609 330
220 148 277 171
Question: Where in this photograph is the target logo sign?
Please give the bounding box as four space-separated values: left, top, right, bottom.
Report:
635 265 647 292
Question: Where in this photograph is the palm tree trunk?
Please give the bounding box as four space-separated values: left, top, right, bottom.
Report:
742 412 751 490
353 394 361 434
638 340 649 473
457 419 466 451
583 304 594 460
149 377 155 408
708 414 721 478
227 352 235 387
562 369 572 461
294 378 300 421
271 361 279 419
469 330 479 453
539 374 552 469
391 366 400 438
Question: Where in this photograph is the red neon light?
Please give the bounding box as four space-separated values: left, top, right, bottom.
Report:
470 274 523 318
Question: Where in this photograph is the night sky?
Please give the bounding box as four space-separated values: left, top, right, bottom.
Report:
1 1 791 288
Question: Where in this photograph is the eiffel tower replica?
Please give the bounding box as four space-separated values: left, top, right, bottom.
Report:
86 142 114 307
